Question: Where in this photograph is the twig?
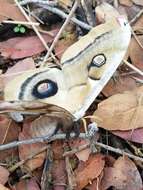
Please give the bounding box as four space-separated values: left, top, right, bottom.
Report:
20 0 57 6
41 0 80 66
0 131 143 162
0 133 86 151
2 20 39 26
132 28 143 50
81 0 96 26
123 60 143 76
23 6 44 24
14 0 57 62
9 145 48 172
63 141 143 162
39 4 92 30
129 9 143 25
65 156 76 190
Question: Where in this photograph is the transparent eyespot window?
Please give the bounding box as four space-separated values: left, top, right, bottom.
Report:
92 54 106 67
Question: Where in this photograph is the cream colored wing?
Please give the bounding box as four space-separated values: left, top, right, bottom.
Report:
4 17 131 115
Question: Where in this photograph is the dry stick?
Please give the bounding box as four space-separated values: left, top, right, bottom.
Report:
0 133 86 151
0 133 143 162
129 8 143 25
9 145 48 172
39 4 92 30
123 60 143 76
20 0 57 6
132 29 143 49
14 0 57 62
63 141 143 163
41 0 80 66
2 20 39 26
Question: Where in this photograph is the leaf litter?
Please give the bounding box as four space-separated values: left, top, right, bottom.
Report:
0 0 143 190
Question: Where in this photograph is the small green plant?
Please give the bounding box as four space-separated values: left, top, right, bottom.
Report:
13 24 26 33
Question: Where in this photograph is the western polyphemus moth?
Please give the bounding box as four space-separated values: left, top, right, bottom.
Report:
4 16 131 119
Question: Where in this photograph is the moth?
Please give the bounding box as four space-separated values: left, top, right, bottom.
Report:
4 16 131 119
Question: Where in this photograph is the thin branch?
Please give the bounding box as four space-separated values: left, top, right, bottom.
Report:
20 0 57 6
0 133 86 151
14 0 57 62
129 8 143 25
1 132 143 163
2 20 39 26
39 4 92 30
41 0 80 66
9 145 48 172
63 141 143 163
123 60 143 76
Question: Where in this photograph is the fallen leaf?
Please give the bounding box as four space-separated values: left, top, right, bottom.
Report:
93 86 143 131
0 115 12 144
102 75 137 97
129 36 143 70
51 160 67 190
12 178 40 190
2 57 35 87
132 0 143 6
119 0 133 6
75 154 105 190
0 166 9 185
112 128 143 143
0 184 9 190
52 141 64 160
0 35 54 59
55 33 77 59
69 139 91 162
19 122 46 171
101 156 143 190
0 115 20 162
0 0 26 22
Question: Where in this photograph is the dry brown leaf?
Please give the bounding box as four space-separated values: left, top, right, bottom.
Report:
0 184 10 190
69 139 91 162
101 156 143 190
2 57 35 87
129 36 143 70
55 33 77 59
75 154 105 190
12 178 40 190
0 115 20 161
0 35 54 59
102 76 137 97
0 115 12 144
58 0 73 9
19 122 46 171
0 166 9 185
0 0 26 22
93 87 143 131
112 128 143 143
132 0 143 6
119 0 133 6
51 160 67 190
